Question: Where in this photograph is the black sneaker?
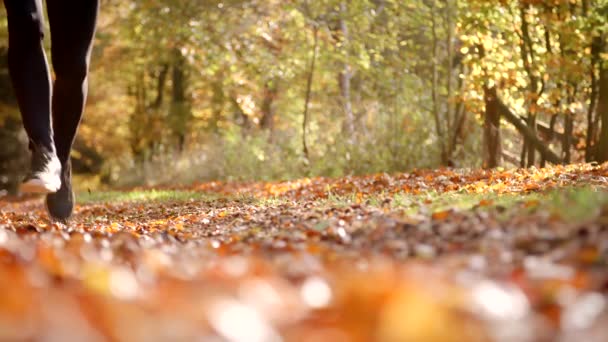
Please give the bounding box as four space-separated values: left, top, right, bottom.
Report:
46 160 75 221
20 144 62 194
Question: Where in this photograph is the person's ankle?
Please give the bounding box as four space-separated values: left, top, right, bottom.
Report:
20 143 62 193
29 139 56 154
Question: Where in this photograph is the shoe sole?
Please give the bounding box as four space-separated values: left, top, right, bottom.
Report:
20 179 60 194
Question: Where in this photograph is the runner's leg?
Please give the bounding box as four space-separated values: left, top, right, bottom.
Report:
3 0 54 151
45 0 99 220
47 0 99 164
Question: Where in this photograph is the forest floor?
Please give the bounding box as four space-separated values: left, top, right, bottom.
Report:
1 164 608 341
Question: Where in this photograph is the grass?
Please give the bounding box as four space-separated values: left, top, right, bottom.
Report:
77 189 289 207
392 190 543 214
318 185 608 223
77 184 608 224
319 189 543 213
77 189 217 204
545 186 608 222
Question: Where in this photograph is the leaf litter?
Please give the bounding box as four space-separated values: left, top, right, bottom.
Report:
1 163 608 341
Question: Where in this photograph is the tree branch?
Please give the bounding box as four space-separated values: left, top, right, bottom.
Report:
496 98 562 164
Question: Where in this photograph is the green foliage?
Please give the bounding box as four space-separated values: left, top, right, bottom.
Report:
78 189 216 204
86 0 486 187
547 186 608 222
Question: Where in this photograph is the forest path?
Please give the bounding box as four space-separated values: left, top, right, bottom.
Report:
1 164 608 341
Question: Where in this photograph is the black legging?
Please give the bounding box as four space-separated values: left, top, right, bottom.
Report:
3 0 98 165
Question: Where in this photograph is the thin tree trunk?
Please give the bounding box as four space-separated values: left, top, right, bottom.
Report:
541 114 555 167
430 0 447 164
526 116 537 166
586 36 601 161
339 1 355 143
152 64 169 109
450 64 467 154
302 26 319 161
210 75 225 134
137 70 147 114
563 113 573 163
131 70 149 162
170 48 190 153
595 40 608 162
483 85 501 168
520 140 527 167
519 3 540 167
445 0 455 156
261 79 278 138
353 76 369 138
582 0 589 14
549 114 557 141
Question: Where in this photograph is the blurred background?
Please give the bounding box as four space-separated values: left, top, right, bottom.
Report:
0 0 607 193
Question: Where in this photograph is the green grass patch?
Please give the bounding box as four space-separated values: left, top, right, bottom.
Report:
318 189 543 214
77 189 289 207
77 185 608 225
545 187 608 222
77 189 217 204
318 185 608 223
392 190 544 215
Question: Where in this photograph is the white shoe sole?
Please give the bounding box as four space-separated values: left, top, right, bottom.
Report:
20 179 60 194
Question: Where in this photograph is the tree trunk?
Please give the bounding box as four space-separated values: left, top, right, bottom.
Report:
430 0 447 164
339 1 355 143
541 114 557 167
302 25 319 161
210 75 225 133
353 75 369 138
563 114 573 163
483 85 501 168
582 0 589 14
595 48 608 162
260 79 278 138
450 63 467 155
170 48 190 153
520 140 527 168
526 116 537 166
130 70 148 162
152 64 169 109
445 0 455 156
586 36 602 161
519 2 541 167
